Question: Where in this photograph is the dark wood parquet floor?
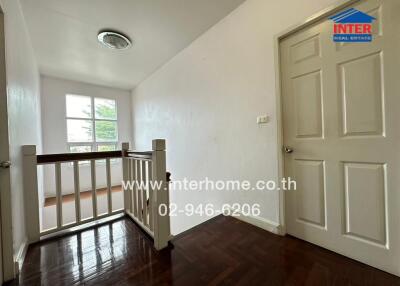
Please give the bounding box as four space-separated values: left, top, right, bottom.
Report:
6 215 400 286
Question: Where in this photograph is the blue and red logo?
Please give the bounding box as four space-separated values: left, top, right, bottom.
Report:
330 8 376 42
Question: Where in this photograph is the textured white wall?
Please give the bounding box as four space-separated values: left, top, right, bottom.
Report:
132 0 338 234
0 0 42 257
40 76 133 197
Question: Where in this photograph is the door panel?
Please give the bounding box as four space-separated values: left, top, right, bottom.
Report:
293 71 323 138
343 162 387 245
339 52 384 136
291 34 321 64
281 0 400 276
294 159 326 228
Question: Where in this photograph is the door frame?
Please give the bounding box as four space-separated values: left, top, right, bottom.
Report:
0 2 16 282
273 0 360 235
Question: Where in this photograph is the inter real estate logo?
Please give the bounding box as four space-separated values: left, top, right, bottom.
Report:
329 8 376 42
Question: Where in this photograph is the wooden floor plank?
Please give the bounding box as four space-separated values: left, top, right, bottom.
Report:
6 215 400 285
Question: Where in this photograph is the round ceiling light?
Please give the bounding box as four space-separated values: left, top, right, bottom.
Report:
97 31 132 50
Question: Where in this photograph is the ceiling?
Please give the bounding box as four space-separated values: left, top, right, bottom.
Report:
20 0 246 90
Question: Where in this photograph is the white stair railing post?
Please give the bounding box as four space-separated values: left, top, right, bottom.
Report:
151 139 170 250
22 145 40 243
122 142 130 212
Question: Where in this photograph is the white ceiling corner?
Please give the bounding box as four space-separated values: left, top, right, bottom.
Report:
20 0 246 90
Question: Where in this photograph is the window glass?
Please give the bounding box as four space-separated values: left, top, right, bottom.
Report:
95 121 118 142
66 95 118 155
67 119 93 142
69 145 92 153
66 95 92 118
97 145 116 152
95 98 117 120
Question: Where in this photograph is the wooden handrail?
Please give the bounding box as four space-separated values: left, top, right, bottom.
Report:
37 150 123 164
37 149 157 164
126 151 152 160
126 151 153 156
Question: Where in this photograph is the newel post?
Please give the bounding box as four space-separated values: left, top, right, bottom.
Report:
22 145 40 243
151 139 171 250
122 142 130 212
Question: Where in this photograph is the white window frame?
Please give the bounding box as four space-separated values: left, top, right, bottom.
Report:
66 94 119 154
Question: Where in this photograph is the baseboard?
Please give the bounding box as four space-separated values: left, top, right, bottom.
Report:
232 213 282 235
14 240 29 275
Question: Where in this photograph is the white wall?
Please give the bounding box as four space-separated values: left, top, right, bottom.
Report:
132 0 338 234
41 76 133 197
0 0 42 260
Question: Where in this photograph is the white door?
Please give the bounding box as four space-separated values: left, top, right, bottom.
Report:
0 10 8 284
281 0 400 276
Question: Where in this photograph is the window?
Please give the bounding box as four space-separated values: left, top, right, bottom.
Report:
66 95 118 155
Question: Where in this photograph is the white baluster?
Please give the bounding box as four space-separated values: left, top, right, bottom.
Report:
142 160 148 226
151 139 170 250
73 161 81 223
131 159 137 217
106 158 112 214
137 160 143 222
122 142 130 212
148 161 154 231
22 145 40 242
91 159 97 218
55 162 63 228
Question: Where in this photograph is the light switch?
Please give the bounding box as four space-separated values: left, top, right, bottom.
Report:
257 115 270 124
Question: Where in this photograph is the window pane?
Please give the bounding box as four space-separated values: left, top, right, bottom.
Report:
95 121 117 142
97 145 116 152
69 145 92 153
66 95 92 118
67 119 93 142
95 98 117 120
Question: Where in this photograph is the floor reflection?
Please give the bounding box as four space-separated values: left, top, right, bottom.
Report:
9 216 399 286
20 219 141 285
